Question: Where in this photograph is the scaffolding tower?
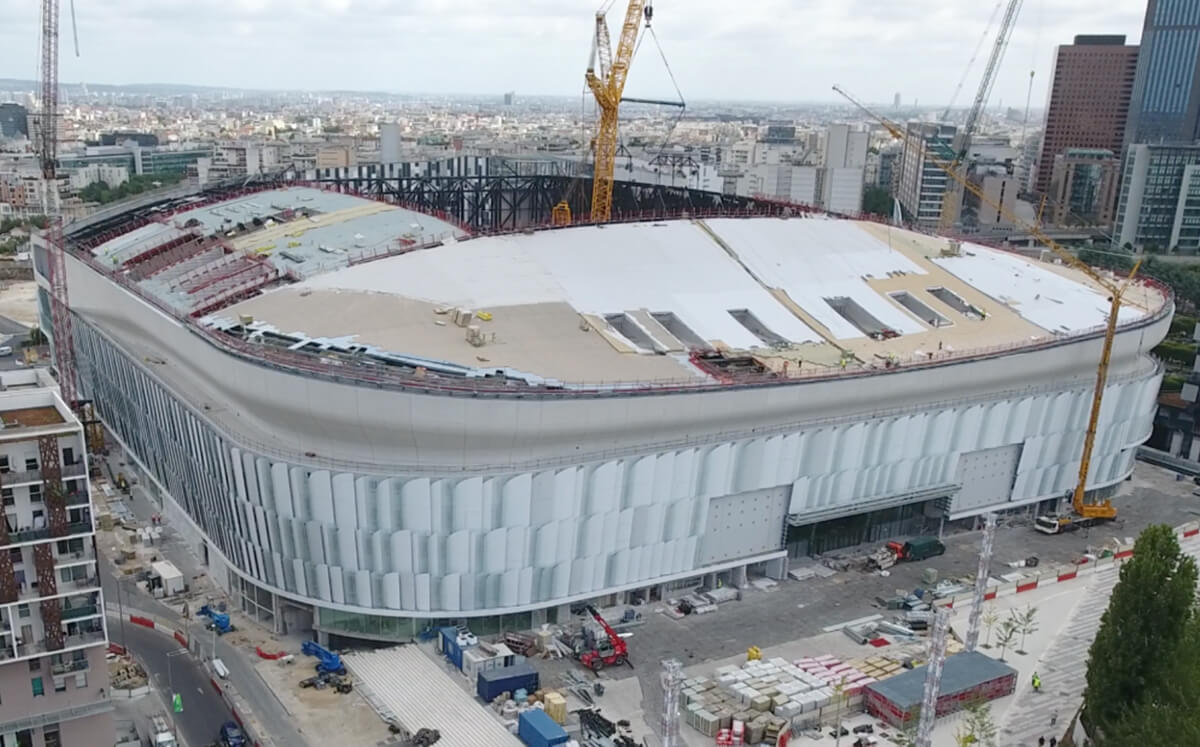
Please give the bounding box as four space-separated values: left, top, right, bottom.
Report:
965 512 998 651
661 658 684 747
915 608 951 747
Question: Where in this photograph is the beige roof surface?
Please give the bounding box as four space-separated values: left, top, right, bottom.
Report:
225 218 1167 384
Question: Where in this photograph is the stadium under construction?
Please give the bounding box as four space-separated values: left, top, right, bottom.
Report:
35 162 1169 642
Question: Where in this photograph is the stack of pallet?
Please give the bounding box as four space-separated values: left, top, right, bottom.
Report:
680 653 909 739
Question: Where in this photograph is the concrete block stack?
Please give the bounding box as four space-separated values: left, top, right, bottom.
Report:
680 652 912 741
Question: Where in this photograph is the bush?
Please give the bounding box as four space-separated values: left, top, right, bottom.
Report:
1155 340 1198 365
1170 314 1198 338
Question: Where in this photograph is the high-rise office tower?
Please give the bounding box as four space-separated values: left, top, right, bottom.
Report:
1035 35 1137 197
1126 0 1200 145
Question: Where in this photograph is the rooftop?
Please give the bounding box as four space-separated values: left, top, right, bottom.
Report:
866 651 1017 709
222 216 1163 386
77 185 1169 392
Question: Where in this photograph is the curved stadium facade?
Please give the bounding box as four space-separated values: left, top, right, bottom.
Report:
37 179 1169 641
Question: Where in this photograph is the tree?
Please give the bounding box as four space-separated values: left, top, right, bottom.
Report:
955 699 999 747
1016 605 1039 655
27 327 45 347
994 616 1018 662
981 605 1000 649
862 186 892 217
1084 525 1199 735
1101 614 1200 745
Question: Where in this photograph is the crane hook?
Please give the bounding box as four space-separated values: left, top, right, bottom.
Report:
644 2 653 25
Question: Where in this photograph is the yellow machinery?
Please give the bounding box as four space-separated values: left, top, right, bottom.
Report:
834 85 1145 522
551 1 653 226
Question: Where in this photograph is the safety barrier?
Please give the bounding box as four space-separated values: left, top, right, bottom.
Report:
935 521 1200 613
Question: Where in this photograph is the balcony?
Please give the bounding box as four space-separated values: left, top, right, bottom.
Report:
15 576 99 604
14 628 104 659
53 549 96 568
50 656 89 675
60 603 99 621
1 463 87 488
5 519 93 546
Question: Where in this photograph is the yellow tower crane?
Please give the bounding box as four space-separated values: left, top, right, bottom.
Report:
834 85 1146 523
552 1 653 226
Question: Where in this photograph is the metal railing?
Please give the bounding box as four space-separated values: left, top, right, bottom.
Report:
6 519 93 545
60 603 99 620
0 463 88 487
51 655 89 675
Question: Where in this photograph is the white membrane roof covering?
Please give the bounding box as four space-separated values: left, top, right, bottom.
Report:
344 645 519 746
300 220 823 349
708 216 929 339
933 244 1144 333
90 221 187 265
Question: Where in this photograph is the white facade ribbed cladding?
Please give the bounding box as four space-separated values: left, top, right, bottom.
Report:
43 233 1169 620
67 316 1162 616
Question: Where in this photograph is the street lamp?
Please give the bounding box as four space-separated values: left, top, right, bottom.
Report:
166 648 187 741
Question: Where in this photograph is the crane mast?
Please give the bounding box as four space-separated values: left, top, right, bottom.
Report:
585 0 650 223
941 0 1023 229
38 0 78 411
835 85 1142 521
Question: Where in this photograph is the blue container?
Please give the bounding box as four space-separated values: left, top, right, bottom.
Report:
477 662 540 702
518 709 568 747
440 627 464 670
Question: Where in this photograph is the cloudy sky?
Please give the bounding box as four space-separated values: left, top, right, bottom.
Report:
0 0 1152 105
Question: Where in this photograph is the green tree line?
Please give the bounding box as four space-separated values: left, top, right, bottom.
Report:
1084 525 1200 743
79 171 185 205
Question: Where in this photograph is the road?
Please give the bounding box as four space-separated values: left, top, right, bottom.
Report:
98 466 308 746
108 613 233 747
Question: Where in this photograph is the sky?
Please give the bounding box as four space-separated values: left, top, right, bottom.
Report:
0 0 1153 106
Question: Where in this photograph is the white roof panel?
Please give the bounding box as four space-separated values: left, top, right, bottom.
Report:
301 221 822 349
708 217 929 339
344 645 519 746
933 244 1144 333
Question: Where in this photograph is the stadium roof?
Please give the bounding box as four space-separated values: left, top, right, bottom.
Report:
84 186 1166 388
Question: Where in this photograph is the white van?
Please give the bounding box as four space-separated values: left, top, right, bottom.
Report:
0 347 13 357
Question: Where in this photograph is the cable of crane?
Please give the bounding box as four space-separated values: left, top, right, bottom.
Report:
643 24 687 165
942 0 1003 121
69 0 80 56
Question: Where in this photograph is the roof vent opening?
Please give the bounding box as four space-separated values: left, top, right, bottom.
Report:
651 312 710 350
825 296 899 340
927 287 986 320
889 291 951 328
604 313 658 352
728 309 790 347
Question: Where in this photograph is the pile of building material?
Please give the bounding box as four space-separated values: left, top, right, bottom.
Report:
680 655 883 740
787 559 837 582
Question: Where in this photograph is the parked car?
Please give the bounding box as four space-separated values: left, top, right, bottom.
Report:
218 721 245 747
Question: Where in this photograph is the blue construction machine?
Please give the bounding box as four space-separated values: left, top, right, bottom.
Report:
301 640 347 675
198 604 234 635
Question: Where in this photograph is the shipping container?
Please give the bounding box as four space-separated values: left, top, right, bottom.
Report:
477 662 540 702
439 626 477 671
518 708 568 747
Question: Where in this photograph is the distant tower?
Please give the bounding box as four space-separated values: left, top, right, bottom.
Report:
893 92 901 108
503 91 515 106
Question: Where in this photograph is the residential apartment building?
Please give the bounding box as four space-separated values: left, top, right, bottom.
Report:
1035 35 1137 196
896 122 956 228
1125 0 1200 146
0 368 111 747
964 164 1018 230
1048 149 1121 226
1115 142 1200 250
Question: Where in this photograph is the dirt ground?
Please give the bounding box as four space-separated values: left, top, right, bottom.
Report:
0 281 39 327
255 655 394 747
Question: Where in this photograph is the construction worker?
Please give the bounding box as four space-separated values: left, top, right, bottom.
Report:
1032 672 1042 692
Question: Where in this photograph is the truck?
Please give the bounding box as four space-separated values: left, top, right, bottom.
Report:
1034 514 1106 535
578 605 629 672
868 536 945 569
149 714 176 747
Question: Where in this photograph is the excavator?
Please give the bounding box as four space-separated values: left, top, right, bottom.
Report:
833 86 1145 535
578 605 629 672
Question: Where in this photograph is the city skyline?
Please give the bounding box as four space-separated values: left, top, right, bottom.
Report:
0 0 1151 105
